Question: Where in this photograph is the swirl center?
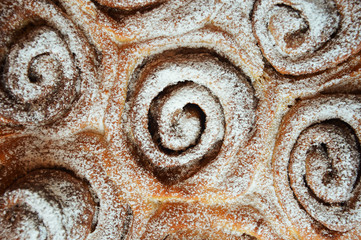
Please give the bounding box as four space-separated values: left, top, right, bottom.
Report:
269 6 308 52
302 123 360 203
159 103 204 152
289 120 361 231
149 81 216 153
28 53 61 85
124 52 256 183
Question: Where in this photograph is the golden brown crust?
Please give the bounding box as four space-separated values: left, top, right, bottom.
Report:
0 133 130 239
253 0 361 75
141 202 284 240
273 95 361 239
0 0 99 127
1 0 361 239
0 169 97 239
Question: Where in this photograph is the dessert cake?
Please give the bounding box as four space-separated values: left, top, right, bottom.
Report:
1 0 361 239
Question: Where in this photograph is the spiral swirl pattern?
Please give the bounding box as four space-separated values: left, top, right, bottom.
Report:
0 134 132 239
290 122 360 231
2 27 78 121
273 95 361 235
252 0 361 75
0 169 97 240
0 0 95 125
123 51 256 183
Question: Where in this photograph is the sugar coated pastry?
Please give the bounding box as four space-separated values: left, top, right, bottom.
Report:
1 0 361 239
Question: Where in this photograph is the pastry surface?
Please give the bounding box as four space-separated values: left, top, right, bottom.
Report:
1 0 361 239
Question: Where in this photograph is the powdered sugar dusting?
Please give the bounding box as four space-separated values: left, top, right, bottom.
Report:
95 0 163 9
1 0 361 239
0 0 98 126
0 134 130 239
141 202 283 239
253 0 361 75
5 28 75 103
92 0 216 42
122 51 256 183
211 0 264 76
273 95 361 238
0 169 96 240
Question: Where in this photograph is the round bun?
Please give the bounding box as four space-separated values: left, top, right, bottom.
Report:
1 0 361 239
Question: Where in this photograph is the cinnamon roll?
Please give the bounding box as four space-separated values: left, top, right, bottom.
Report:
0 133 131 239
252 0 361 75
0 0 97 125
1 0 361 239
273 95 361 239
121 50 256 184
0 169 97 240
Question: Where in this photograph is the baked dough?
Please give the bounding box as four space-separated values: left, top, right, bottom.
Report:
1 0 361 239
